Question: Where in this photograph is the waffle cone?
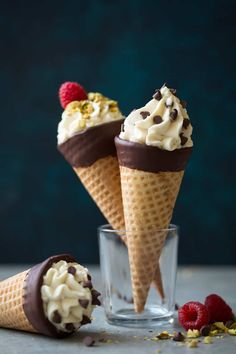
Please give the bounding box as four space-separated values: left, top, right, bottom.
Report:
0 270 36 332
74 155 125 231
119 166 184 312
74 155 166 299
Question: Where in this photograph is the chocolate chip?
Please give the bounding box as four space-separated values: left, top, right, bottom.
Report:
180 133 188 146
92 289 101 298
91 289 101 306
83 280 93 289
180 100 187 108
65 323 75 332
153 89 162 100
170 88 177 95
87 274 91 281
79 299 89 309
200 325 211 336
83 336 95 347
81 315 91 325
182 118 190 129
140 111 150 119
67 266 76 275
173 332 185 342
52 310 62 324
170 109 178 121
153 115 163 124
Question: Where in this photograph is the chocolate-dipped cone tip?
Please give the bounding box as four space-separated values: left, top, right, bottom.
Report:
115 136 192 173
58 120 123 168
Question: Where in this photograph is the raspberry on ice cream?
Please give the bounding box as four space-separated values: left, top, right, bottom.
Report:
59 82 88 108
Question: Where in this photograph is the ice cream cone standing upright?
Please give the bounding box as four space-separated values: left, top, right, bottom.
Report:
0 254 100 337
115 85 193 312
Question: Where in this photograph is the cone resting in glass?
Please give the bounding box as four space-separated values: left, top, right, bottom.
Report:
115 136 192 313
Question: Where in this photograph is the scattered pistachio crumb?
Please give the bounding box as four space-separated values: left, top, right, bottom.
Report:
187 329 200 338
228 329 236 336
151 337 159 342
187 339 198 348
204 336 212 344
210 330 219 336
156 331 171 340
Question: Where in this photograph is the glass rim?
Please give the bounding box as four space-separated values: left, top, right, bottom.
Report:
98 223 179 234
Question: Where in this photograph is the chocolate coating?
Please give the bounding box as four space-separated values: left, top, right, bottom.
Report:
23 254 76 338
115 136 192 173
58 120 123 167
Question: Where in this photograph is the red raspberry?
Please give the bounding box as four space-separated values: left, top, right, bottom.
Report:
205 294 233 323
178 301 209 330
59 82 87 108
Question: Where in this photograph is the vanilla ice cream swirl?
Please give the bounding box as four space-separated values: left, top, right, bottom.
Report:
41 260 100 333
120 85 193 151
58 92 124 145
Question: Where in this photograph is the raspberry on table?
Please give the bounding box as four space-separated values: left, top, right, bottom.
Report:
59 82 88 108
178 301 209 330
205 294 233 323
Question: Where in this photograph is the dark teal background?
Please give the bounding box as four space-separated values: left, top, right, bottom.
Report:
1 0 235 264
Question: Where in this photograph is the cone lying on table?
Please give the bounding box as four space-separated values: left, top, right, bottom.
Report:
115 137 192 312
0 254 99 337
58 121 165 299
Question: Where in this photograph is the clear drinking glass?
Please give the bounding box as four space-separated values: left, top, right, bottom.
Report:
98 224 178 328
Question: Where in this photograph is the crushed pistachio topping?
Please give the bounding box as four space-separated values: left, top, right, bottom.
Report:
88 92 104 102
107 100 119 112
65 100 81 115
203 336 212 344
66 93 119 118
187 329 200 338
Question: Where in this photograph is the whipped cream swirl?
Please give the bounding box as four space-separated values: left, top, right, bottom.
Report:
120 85 193 151
58 92 124 145
41 260 100 333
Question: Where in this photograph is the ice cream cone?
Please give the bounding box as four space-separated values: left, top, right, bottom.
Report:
119 165 184 312
0 254 98 337
74 155 125 231
0 270 35 333
75 155 167 300
115 84 193 312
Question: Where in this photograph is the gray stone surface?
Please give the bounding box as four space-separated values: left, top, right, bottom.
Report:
0 265 236 354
